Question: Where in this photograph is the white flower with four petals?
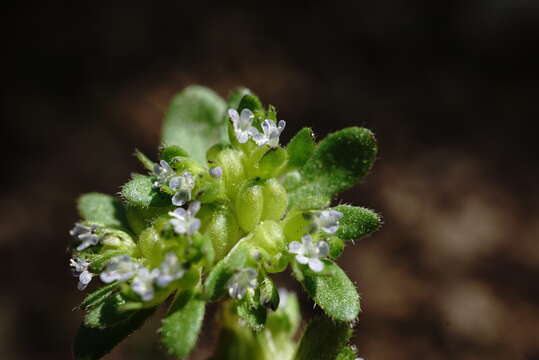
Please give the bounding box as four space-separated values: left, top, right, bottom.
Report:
169 201 201 235
288 234 329 272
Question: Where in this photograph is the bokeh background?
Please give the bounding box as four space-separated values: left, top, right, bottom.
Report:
2 1 539 359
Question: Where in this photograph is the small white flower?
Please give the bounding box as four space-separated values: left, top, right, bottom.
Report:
209 166 222 179
131 267 159 301
100 255 139 283
169 171 195 206
310 209 343 234
152 160 175 188
288 234 329 272
70 223 101 251
156 252 185 287
227 268 258 300
169 201 201 235
252 119 286 147
228 108 257 143
70 258 94 291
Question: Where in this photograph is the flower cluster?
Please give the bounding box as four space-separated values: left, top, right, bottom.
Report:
228 108 286 147
287 209 342 272
68 87 378 360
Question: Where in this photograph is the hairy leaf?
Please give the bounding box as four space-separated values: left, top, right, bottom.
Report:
161 85 227 163
237 301 267 332
288 127 377 209
227 87 253 109
293 261 360 322
294 316 352 360
160 291 206 358
73 307 155 360
120 175 171 208
332 205 382 241
287 127 316 169
80 283 120 310
78 193 129 229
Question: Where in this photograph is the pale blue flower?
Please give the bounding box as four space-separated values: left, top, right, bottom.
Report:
311 209 343 234
152 160 175 188
169 171 195 206
209 166 222 179
131 267 159 301
228 108 257 143
227 268 258 300
169 201 201 235
156 252 185 287
288 234 329 272
252 119 286 147
70 258 93 291
70 223 100 251
100 255 139 283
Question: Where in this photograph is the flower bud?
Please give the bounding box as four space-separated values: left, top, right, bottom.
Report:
215 149 245 198
261 178 288 221
258 147 288 178
235 181 264 232
198 204 241 261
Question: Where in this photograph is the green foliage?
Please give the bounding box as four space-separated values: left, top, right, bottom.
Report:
160 291 206 358
78 193 129 229
121 175 170 208
160 145 189 163
237 300 267 332
287 127 377 210
69 86 381 360
335 346 359 360
161 85 228 163
293 261 360 322
73 307 155 360
294 316 352 360
287 127 316 169
333 204 382 241
227 88 253 109
84 292 133 329
80 283 120 310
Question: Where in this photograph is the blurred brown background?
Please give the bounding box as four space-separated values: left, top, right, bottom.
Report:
1 1 538 359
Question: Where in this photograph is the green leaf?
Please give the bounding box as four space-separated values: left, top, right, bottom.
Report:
336 346 359 360
84 292 132 329
287 127 316 169
292 261 360 322
259 277 279 311
73 307 155 360
159 145 189 163
237 94 263 113
236 301 267 332
77 193 129 229
333 205 382 241
204 241 249 301
227 87 253 109
134 149 155 171
161 85 227 163
80 283 120 310
288 127 377 209
120 175 171 208
160 291 206 358
265 290 301 336
294 316 352 360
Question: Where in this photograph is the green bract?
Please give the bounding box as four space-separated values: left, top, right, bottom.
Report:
68 85 381 360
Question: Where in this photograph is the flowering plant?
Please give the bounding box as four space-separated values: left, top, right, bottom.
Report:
69 86 381 360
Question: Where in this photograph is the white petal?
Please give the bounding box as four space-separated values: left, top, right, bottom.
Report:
296 254 309 264
169 176 181 190
317 241 330 257
301 234 313 246
277 120 286 131
308 258 324 272
188 201 201 215
240 108 254 127
170 207 186 218
188 218 201 234
228 109 239 123
236 131 249 143
288 241 302 254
